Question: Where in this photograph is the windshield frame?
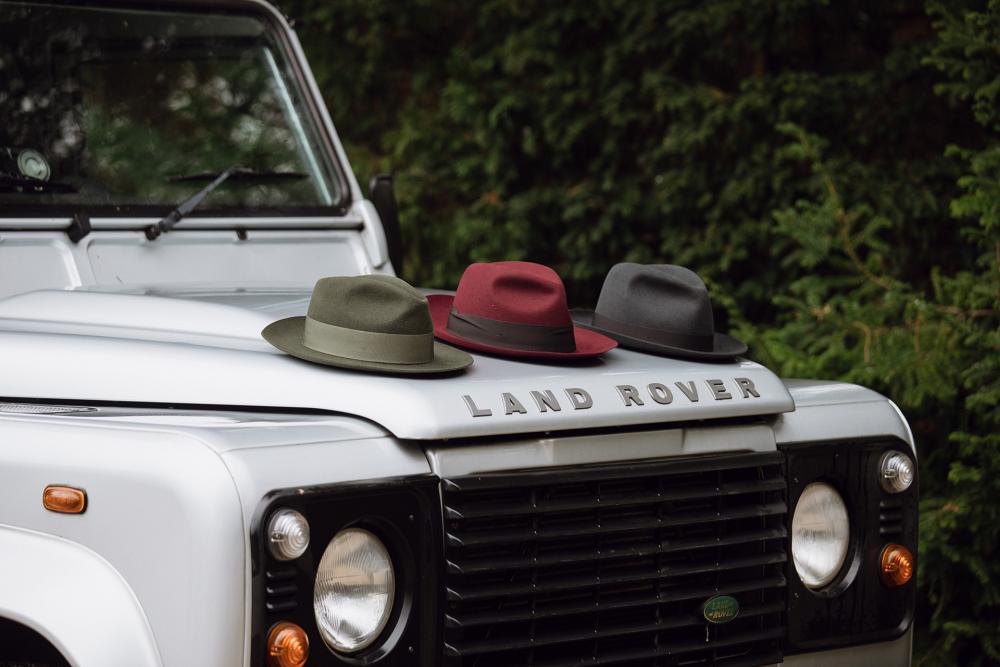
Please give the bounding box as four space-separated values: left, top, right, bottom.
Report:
0 0 354 219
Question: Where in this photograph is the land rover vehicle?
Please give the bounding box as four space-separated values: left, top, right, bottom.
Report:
0 1 918 665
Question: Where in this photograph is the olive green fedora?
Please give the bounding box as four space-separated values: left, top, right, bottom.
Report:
262 275 473 375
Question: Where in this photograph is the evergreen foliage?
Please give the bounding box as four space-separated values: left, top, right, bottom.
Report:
282 0 999 661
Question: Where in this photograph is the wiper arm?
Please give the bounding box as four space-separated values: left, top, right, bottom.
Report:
0 174 77 193
145 166 238 241
146 167 309 241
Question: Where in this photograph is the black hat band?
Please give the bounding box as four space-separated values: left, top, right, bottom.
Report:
447 309 577 353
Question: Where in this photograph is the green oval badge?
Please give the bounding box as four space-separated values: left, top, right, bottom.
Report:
702 595 740 624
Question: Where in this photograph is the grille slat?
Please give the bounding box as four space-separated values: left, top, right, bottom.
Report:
446 500 788 548
442 452 781 491
447 526 788 575
445 628 786 667
445 573 788 629
445 477 787 520
264 567 297 613
446 600 786 656
447 551 788 601
441 451 787 667
879 499 905 537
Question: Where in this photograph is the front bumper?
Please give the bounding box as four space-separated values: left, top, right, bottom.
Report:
778 628 911 665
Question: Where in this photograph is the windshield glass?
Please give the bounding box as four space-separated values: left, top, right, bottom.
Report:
0 2 343 215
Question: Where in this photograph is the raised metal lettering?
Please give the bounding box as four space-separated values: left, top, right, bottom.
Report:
564 388 593 410
616 384 645 407
503 392 528 415
706 379 732 400
735 377 761 398
647 383 673 405
530 390 562 412
675 381 699 403
462 394 493 417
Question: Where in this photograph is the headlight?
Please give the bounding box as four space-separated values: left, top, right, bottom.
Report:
314 527 395 653
791 482 850 589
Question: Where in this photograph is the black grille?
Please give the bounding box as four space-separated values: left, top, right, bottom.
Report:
440 451 787 667
264 566 298 613
878 499 904 537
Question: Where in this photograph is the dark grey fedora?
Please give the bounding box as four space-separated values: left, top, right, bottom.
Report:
263 275 473 374
572 263 748 360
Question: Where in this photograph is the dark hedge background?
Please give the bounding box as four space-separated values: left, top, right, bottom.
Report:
279 0 998 663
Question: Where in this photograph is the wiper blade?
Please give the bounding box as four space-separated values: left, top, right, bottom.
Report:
166 168 307 183
0 174 77 193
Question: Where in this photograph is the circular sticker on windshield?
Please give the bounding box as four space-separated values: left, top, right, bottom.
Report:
17 149 50 181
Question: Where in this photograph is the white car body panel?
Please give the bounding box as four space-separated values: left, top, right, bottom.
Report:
0 525 162 667
0 227 380 300
0 413 246 667
776 380 914 448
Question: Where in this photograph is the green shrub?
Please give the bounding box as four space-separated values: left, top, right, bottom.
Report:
284 0 999 661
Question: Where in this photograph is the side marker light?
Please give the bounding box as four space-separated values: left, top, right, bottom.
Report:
267 508 310 561
43 485 87 514
267 622 309 667
879 451 915 494
880 544 914 587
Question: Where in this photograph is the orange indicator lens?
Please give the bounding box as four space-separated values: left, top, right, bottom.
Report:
880 544 914 587
267 622 309 667
42 485 87 514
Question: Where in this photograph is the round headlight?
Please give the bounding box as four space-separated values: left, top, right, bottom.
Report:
267 509 310 561
879 450 915 494
791 482 850 589
314 528 395 654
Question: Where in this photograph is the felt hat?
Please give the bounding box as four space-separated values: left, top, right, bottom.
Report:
572 263 748 360
263 275 473 374
427 261 617 359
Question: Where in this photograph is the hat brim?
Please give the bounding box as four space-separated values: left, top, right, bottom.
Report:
262 317 473 375
570 309 748 360
428 295 617 359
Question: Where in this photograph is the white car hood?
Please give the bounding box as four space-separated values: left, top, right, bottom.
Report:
0 287 794 439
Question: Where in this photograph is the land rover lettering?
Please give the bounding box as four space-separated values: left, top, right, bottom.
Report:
564 387 594 410
464 376 763 418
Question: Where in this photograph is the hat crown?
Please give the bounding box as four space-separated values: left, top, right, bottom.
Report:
307 275 432 335
452 261 572 326
596 263 715 336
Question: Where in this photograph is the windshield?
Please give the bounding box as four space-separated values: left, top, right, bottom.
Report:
0 2 343 215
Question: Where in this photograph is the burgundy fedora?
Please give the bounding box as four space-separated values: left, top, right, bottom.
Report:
427 261 617 359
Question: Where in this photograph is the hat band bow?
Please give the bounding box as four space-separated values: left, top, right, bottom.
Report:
303 316 434 364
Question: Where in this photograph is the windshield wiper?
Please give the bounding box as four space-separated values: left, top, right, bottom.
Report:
145 167 309 241
166 168 307 184
145 167 237 240
146 166 308 241
0 174 77 194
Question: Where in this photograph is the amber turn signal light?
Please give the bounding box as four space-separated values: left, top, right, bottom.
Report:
880 543 914 587
267 622 309 667
42 485 87 514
